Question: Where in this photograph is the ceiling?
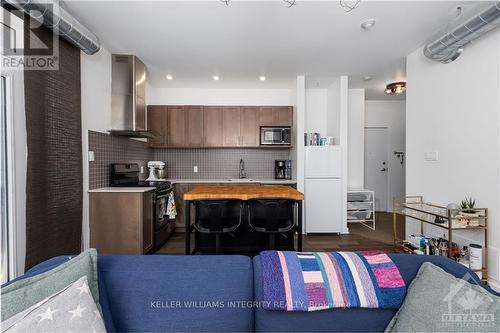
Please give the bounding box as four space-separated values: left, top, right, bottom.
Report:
64 0 479 100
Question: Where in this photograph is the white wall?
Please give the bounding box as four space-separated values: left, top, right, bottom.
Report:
348 89 365 188
81 47 112 249
406 29 500 287
326 79 341 141
365 100 406 211
305 89 327 134
148 87 293 105
295 76 306 197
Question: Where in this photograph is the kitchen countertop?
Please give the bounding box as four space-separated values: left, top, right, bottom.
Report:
167 179 297 185
88 187 155 193
184 185 304 201
88 179 297 193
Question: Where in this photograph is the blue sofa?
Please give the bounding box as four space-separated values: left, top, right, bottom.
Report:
12 253 495 332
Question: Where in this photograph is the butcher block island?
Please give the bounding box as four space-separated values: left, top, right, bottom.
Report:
184 185 304 254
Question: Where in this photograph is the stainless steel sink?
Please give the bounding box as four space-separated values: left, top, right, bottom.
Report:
226 178 254 182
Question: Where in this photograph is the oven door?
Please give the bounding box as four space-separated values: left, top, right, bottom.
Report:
155 189 173 230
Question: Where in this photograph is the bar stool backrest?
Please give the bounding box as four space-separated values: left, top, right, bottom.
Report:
248 199 294 233
195 200 242 234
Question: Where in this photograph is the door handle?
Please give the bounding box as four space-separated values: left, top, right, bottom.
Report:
380 168 388 172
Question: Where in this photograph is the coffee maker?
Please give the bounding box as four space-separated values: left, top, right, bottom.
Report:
275 160 292 180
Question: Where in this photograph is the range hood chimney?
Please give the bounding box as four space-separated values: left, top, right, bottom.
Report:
109 54 154 138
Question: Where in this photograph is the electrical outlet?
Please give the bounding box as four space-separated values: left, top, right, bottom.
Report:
193 166 198 173
88 151 95 162
424 151 439 161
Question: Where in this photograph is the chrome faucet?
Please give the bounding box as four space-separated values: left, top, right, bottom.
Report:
239 159 247 179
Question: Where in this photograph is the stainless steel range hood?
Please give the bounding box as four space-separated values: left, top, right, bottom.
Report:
109 54 154 138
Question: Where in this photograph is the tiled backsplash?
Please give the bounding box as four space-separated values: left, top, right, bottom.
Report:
88 131 153 189
88 130 292 189
154 148 291 179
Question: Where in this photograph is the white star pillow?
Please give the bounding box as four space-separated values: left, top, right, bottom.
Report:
1 276 106 332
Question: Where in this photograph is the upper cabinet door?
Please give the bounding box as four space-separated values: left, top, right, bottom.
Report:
240 107 259 146
259 106 293 127
186 106 204 147
222 106 241 146
273 106 293 127
147 105 167 147
259 107 274 126
167 106 186 147
203 106 223 147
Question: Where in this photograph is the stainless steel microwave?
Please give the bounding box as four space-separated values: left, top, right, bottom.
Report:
260 127 292 145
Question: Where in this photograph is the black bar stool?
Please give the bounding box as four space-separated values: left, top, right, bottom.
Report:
247 199 295 250
194 200 242 254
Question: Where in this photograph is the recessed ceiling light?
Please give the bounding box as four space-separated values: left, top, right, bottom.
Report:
363 75 372 81
360 18 376 31
212 75 220 81
166 74 173 80
259 76 266 81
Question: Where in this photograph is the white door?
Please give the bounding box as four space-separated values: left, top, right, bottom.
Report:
305 178 342 233
364 127 389 212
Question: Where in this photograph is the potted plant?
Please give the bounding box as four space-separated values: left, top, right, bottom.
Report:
458 197 480 227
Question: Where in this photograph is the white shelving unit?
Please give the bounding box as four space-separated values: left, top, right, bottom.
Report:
347 188 375 230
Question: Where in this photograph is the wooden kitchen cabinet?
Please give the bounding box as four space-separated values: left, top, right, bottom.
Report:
203 106 223 146
147 104 293 148
259 107 274 126
147 105 167 147
222 106 241 146
90 191 154 254
273 106 293 126
186 106 204 146
259 106 293 127
167 106 186 146
240 107 259 146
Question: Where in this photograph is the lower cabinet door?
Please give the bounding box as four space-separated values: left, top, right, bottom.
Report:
305 178 342 233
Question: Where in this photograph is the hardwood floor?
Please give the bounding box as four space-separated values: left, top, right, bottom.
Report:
155 212 406 255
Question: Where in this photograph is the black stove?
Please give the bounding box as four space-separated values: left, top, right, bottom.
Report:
110 163 175 251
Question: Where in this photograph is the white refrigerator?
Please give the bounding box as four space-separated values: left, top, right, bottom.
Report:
305 145 343 233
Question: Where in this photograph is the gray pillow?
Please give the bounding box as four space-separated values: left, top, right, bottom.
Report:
386 262 500 332
2 276 106 333
1 249 99 321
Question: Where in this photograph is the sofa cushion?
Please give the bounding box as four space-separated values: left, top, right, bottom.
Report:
1 249 99 321
385 262 500 332
2 276 106 333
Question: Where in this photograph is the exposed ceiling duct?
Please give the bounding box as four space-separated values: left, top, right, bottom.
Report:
3 0 100 55
424 2 500 63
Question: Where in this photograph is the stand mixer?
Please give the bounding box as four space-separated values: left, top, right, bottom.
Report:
146 161 167 181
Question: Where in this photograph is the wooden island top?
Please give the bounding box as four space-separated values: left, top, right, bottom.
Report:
183 185 304 201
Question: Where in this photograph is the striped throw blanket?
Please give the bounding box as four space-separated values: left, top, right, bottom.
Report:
261 251 406 311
